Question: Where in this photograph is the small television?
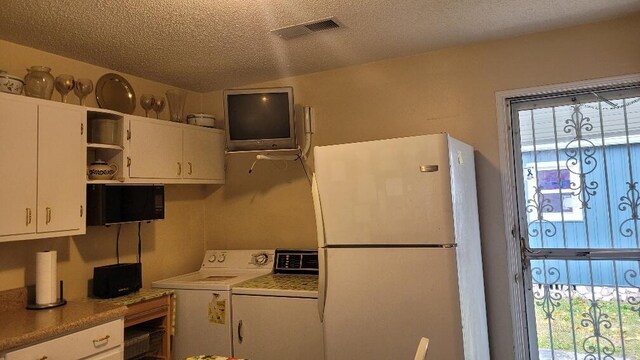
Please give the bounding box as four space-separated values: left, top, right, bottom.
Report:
223 87 296 152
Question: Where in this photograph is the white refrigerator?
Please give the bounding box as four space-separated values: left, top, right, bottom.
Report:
312 134 490 360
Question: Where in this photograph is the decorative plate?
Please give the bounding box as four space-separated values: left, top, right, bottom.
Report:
95 73 136 114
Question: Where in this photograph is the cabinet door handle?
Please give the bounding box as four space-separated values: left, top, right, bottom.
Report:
188 161 193 175
26 208 32 226
178 162 182 175
238 320 244 344
37 356 48 360
46 207 52 225
92 334 110 347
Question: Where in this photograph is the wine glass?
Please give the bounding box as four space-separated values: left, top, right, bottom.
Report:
140 94 155 117
74 78 93 106
54 74 74 103
152 96 166 119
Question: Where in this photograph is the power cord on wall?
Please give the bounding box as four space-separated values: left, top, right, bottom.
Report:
137 222 142 264
297 154 311 184
113 222 143 264
247 105 314 185
115 224 122 264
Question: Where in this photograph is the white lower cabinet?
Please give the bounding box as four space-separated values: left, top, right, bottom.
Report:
232 295 324 360
3 319 124 360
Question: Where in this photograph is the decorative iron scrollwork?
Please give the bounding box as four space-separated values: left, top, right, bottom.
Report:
531 266 562 320
581 300 616 360
623 269 640 317
527 186 557 238
564 106 598 209
619 182 640 238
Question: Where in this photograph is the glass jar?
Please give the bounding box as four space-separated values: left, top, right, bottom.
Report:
24 66 54 99
166 89 187 122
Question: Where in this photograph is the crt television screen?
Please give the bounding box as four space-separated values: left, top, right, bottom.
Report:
227 92 291 140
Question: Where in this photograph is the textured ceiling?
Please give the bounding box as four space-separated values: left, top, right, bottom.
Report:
0 0 638 92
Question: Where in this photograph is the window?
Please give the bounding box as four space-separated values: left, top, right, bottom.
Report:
507 84 640 360
525 161 583 222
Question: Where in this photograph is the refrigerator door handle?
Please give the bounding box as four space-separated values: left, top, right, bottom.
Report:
317 248 327 322
311 174 327 248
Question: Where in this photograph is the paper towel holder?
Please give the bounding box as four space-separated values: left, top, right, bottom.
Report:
26 280 67 310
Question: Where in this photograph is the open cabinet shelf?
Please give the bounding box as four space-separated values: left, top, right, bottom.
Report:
86 109 125 183
87 143 124 150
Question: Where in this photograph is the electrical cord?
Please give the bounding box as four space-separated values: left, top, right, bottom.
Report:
298 155 312 185
116 224 122 264
137 222 142 263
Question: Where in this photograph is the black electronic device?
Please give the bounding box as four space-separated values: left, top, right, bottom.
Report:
92 263 142 298
223 87 296 152
273 249 319 275
86 184 164 225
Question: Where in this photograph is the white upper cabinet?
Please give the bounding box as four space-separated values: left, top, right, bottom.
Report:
0 97 38 237
0 93 86 242
0 92 224 242
183 126 225 181
37 103 86 233
128 117 183 179
126 115 225 184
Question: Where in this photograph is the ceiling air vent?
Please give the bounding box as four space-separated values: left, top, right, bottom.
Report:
271 17 342 40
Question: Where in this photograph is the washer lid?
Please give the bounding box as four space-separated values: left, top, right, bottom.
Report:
151 268 271 290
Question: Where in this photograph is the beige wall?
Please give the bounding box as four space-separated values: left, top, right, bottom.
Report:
202 13 640 359
0 40 209 299
0 39 203 117
0 186 208 299
1 12 639 359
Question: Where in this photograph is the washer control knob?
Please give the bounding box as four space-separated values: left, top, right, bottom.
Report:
252 252 269 266
217 253 226 262
208 254 217 263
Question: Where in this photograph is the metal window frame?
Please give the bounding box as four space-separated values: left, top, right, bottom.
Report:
495 73 640 360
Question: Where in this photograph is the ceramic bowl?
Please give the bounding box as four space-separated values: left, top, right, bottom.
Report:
87 161 118 180
0 73 24 95
186 113 215 127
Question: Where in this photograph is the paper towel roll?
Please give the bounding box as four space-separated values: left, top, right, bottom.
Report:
36 251 57 305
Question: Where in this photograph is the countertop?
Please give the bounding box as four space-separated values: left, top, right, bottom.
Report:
232 274 319 298
0 293 127 352
0 288 173 353
83 288 174 306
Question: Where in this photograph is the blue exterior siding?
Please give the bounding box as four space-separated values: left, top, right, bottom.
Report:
522 144 640 287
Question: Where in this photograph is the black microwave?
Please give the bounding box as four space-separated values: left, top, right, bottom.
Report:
86 184 165 226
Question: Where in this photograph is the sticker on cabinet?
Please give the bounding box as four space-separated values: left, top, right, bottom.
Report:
208 293 226 324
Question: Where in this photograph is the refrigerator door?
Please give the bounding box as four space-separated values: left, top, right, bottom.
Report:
314 134 455 246
322 248 465 360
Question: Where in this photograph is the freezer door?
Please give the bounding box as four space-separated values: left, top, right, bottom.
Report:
314 134 455 245
323 248 465 360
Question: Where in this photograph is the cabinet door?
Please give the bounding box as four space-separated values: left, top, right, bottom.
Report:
0 97 38 237
86 347 123 360
183 127 225 180
37 104 85 233
232 295 324 360
4 319 123 360
128 118 183 179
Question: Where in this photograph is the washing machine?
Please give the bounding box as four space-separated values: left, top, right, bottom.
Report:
152 249 274 360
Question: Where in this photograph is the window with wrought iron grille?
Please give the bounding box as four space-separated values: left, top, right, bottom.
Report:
510 84 640 360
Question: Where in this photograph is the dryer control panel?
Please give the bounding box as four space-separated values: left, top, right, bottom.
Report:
274 249 319 274
202 249 274 269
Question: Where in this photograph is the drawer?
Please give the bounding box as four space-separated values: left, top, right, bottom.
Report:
5 319 123 360
125 296 169 327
